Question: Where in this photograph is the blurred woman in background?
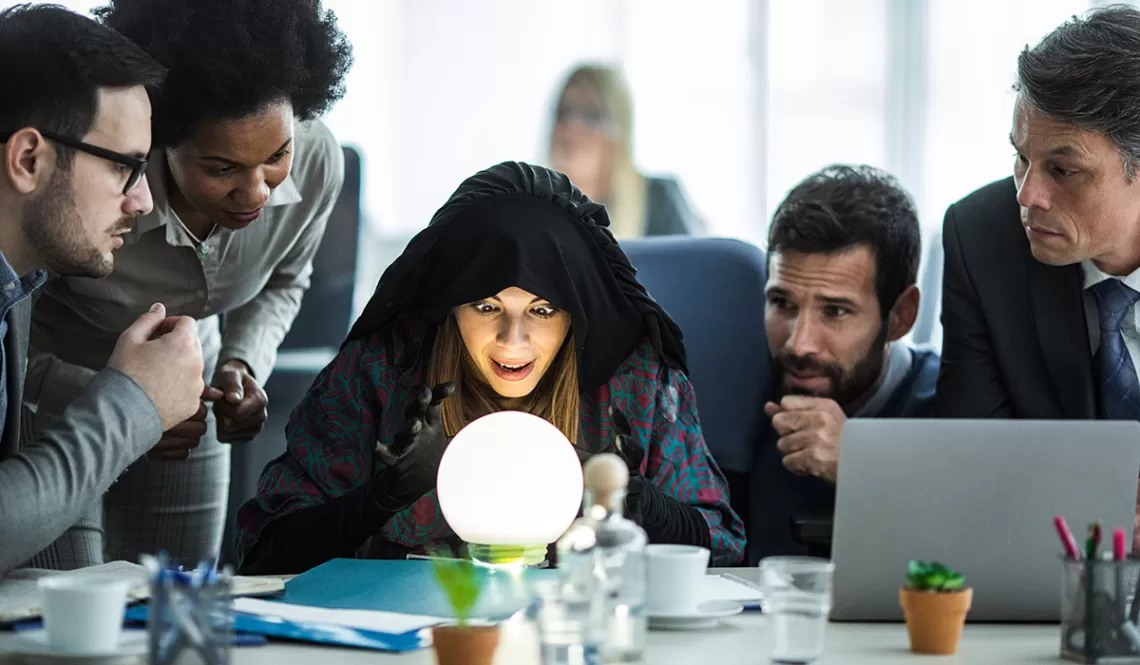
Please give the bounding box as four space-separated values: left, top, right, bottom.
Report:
548 64 701 238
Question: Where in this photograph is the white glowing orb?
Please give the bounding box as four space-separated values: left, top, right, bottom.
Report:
437 411 584 547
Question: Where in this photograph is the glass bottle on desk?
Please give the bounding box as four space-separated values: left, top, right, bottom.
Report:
556 453 648 663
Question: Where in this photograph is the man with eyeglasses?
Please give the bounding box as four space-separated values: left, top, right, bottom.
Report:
0 4 207 572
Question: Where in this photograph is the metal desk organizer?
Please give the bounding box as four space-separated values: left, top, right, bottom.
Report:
1062 557 1140 663
144 553 235 665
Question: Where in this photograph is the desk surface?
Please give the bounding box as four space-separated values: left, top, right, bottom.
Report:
220 622 1061 665
0 568 1065 665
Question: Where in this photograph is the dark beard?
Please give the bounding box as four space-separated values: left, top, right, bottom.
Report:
22 168 127 278
772 323 889 410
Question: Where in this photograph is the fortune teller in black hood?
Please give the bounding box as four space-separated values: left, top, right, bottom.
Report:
235 162 745 574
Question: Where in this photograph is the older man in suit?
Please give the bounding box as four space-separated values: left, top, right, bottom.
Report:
0 5 206 572
936 6 1140 547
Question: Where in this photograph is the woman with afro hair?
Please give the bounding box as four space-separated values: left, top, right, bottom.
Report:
25 0 353 567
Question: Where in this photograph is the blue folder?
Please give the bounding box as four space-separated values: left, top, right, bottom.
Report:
123 604 422 651
282 558 558 619
121 558 557 652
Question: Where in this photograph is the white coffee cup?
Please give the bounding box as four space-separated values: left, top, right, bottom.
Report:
38 576 130 654
645 544 710 615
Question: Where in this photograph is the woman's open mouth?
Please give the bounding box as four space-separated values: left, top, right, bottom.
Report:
490 359 535 382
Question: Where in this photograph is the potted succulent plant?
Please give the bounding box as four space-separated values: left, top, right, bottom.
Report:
899 560 973 655
431 556 500 665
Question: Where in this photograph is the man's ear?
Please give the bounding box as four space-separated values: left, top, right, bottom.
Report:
4 128 53 195
885 285 920 342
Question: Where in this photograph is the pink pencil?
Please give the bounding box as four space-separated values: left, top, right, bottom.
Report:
1054 516 1082 560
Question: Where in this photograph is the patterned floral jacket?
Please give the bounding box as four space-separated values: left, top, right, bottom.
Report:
236 319 746 566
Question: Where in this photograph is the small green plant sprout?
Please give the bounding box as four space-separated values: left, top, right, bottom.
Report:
432 555 485 626
906 560 966 592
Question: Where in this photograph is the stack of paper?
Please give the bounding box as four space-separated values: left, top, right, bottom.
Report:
706 573 765 608
122 597 442 652
0 560 285 623
234 597 447 634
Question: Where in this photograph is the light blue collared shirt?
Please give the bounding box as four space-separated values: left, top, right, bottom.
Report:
0 251 46 434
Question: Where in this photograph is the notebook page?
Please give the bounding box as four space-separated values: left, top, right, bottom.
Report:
233 597 448 635
704 573 764 603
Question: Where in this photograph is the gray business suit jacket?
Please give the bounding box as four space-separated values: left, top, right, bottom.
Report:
0 298 163 573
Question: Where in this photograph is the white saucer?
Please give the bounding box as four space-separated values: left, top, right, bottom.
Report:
647 600 744 630
8 629 148 659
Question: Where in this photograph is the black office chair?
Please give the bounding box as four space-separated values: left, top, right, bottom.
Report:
220 145 363 566
623 236 836 561
275 146 363 353
620 236 770 538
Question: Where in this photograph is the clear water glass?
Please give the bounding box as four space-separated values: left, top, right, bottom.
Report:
759 556 835 664
527 579 605 665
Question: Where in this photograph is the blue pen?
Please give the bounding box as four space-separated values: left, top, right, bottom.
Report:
191 560 206 589
232 633 269 647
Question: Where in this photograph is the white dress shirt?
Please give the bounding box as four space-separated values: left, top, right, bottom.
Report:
853 342 913 417
1081 260 1140 363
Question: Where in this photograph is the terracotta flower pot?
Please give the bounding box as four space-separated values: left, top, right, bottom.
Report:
431 624 501 665
899 587 973 655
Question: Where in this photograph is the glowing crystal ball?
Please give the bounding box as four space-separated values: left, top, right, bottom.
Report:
436 410 584 564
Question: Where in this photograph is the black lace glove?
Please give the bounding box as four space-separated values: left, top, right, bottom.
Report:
238 383 454 575
609 407 711 549
372 382 455 510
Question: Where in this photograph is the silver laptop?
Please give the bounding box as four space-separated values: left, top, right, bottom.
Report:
829 419 1140 622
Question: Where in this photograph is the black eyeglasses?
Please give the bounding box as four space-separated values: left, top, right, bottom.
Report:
0 129 148 195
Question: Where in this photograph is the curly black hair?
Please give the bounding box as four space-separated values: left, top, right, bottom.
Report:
94 0 353 147
768 164 922 316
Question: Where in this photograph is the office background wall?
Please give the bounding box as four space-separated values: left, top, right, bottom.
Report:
11 0 1121 347
325 0 1105 352
321 0 1101 231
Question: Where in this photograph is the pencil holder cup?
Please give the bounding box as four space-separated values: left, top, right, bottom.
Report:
1061 557 1140 663
145 554 234 665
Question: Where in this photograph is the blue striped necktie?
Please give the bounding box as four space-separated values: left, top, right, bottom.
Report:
1090 278 1140 421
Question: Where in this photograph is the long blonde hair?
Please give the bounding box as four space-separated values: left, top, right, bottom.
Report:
426 315 580 444
550 64 646 239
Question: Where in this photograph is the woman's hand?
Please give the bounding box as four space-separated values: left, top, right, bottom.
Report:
372 382 455 509
574 407 651 523
571 407 645 474
149 389 223 460
610 407 645 476
610 407 653 524
607 407 709 550
211 359 268 442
